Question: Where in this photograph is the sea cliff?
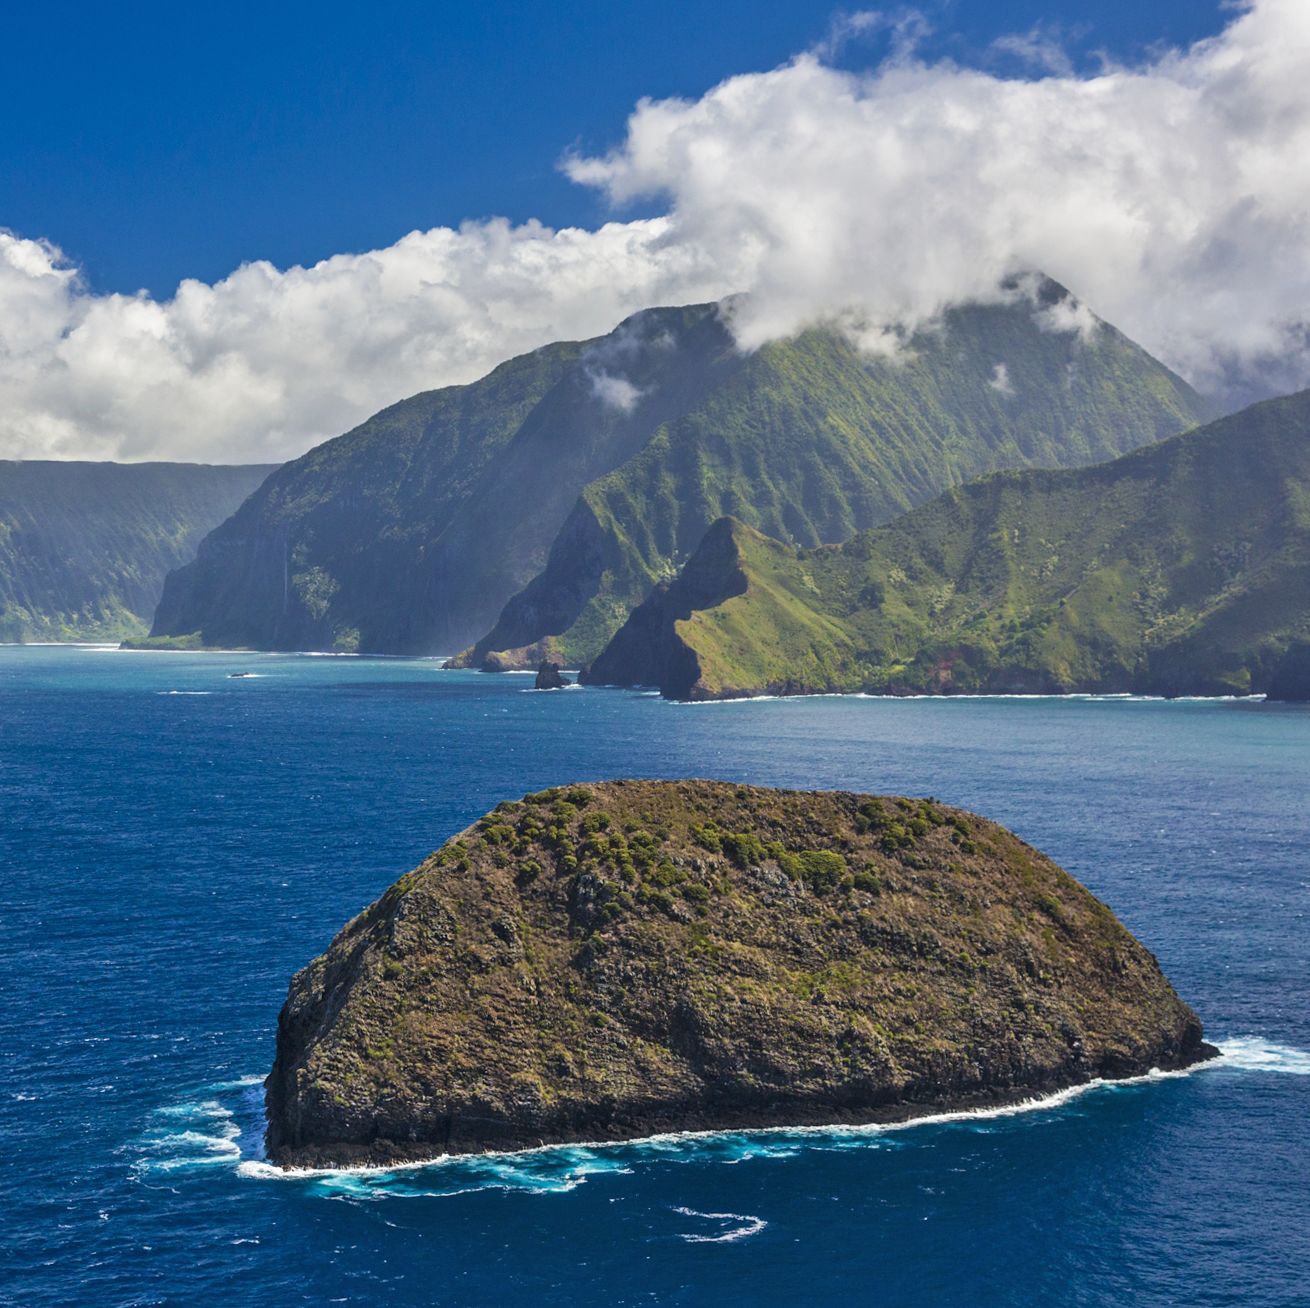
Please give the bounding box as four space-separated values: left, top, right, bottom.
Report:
583 390 1310 701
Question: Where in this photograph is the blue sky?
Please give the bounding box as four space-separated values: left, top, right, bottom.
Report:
2 0 1228 296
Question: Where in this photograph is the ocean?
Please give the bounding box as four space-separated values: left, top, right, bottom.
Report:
1 646 1306 1306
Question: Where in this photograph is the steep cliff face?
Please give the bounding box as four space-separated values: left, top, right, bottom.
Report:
0 460 273 642
1265 641 1310 700
152 305 740 653
266 780 1212 1167
460 282 1212 669
587 390 1310 700
580 518 752 696
157 284 1209 657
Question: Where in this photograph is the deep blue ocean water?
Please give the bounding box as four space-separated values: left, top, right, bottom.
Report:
1 646 1307 1307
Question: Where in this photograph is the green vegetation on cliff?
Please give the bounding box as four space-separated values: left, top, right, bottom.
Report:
265 779 1210 1166
152 305 741 653
0 461 273 642
460 282 1210 669
152 284 1209 657
584 391 1310 700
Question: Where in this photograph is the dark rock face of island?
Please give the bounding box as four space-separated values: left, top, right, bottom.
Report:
266 780 1214 1167
533 660 571 690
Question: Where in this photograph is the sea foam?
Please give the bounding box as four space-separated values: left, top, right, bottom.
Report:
672 1206 768 1243
145 1037 1307 1196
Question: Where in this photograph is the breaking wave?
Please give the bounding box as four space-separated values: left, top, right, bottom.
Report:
1212 1037 1310 1074
129 1076 264 1177
131 1038 1306 1198
670 691 1269 706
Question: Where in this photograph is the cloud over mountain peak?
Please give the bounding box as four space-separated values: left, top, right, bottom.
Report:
2 0 1308 461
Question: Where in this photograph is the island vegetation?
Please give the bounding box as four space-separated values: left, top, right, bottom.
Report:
266 780 1212 1167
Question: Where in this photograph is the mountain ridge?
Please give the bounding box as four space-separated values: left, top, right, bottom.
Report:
582 390 1310 700
151 305 740 652
149 284 1211 657
455 282 1211 668
0 460 274 642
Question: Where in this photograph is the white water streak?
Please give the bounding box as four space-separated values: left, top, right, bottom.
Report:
673 1206 768 1243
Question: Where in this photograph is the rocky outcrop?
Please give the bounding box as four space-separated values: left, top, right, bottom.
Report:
476 639 563 673
580 517 749 697
266 780 1214 1167
534 661 570 689
1265 640 1310 701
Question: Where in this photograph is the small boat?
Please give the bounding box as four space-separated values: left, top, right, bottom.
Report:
228 672 255 679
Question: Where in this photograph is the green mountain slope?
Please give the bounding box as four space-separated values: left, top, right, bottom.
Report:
583 391 1310 700
0 461 274 642
151 305 741 652
154 284 1208 657
459 282 1210 668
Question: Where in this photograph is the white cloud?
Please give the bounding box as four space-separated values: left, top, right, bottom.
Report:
589 371 645 412
1033 292 1100 342
990 26 1079 77
0 221 729 462
811 8 932 63
3 0 1310 462
568 0 1310 400
580 307 671 411
987 363 1014 396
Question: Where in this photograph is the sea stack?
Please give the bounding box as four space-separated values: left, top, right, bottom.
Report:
266 780 1214 1167
534 661 570 690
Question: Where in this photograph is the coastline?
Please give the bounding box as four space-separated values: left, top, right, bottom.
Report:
263 1041 1219 1175
7 644 1290 704
658 688 1273 706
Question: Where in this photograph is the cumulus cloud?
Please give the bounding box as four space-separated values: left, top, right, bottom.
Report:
2 0 1309 462
568 0 1310 400
0 221 729 462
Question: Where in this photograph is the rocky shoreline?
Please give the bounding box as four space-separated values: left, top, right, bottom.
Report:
270 1045 1216 1170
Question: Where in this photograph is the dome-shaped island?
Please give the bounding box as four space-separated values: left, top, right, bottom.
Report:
266 780 1214 1168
